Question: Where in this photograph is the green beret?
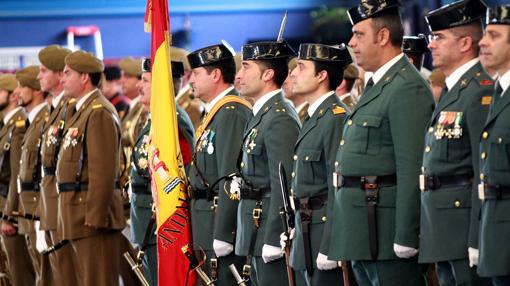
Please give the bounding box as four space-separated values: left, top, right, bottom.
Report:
65 50 104 74
16 66 41 90
344 64 359 79
0 74 17 92
38 45 72 72
119 57 142 77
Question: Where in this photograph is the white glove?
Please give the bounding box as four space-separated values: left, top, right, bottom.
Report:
393 243 418 259
229 176 242 200
468 247 479 267
213 239 233 257
262 244 284 263
34 221 48 253
279 228 295 250
316 253 338 270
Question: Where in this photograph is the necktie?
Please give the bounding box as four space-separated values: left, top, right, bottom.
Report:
25 118 30 129
303 114 310 124
364 78 374 95
496 82 503 96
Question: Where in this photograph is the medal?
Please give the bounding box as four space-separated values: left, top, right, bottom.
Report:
207 143 214 154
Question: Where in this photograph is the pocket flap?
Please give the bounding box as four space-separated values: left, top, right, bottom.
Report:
354 115 383 128
297 149 322 162
488 129 510 145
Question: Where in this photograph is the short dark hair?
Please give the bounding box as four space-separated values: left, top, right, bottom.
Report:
203 58 236 84
372 10 404 47
89 72 102 87
313 61 344 90
344 78 356 92
256 59 288 87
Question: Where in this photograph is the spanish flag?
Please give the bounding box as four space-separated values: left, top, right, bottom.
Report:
146 0 196 285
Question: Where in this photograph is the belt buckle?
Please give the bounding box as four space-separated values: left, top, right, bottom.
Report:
212 196 219 211
252 207 262 227
478 183 485 201
242 264 251 277
419 174 425 192
332 172 339 188
210 257 218 269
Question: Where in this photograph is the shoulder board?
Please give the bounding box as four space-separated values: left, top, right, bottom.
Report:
333 106 346 115
15 120 25 128
481 96 492 106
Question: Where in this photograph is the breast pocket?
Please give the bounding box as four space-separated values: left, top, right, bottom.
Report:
487 129 510 172
296 149 323 184
345 115 383 155
242 143 264 176
60 132 83 162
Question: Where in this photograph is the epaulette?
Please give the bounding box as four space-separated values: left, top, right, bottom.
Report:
15 119 25 128
333 106 346 115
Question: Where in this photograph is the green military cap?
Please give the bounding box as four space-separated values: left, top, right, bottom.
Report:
487 5 510 25
65 50 104 74
188 41 236 69
298 43 352 69
347 0 400 25
242 41 295 61
170 46 191 71
288 57 297 71
402 34 430 55
38 45 72 72
344 64 359 80
425 0 486 32
16 66 41 90
0 74 17 92
428 69 446 86
119 57 142 77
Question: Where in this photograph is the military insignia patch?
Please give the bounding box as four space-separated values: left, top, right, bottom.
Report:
15 120 25 128
480 80 493 86
481 96 492 105
333 106 346 115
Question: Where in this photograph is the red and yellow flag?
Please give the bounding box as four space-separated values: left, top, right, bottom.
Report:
146 0 196 285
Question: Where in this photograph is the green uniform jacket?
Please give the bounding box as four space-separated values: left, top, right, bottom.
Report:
189 91 252 251
478 85 510 277
130 106 195 245
419 62 493 263
235 92 300 256
0 109 26 219
18 105 50 235
289 93 347 270
329 56 434 260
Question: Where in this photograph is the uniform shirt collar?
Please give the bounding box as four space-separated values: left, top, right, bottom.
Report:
28 102 47 123
52 91 65 108
3 107 22 125
205 86 234 113
307 91 334 117
129 96 140 110
252 89 281 116
76 88 98 111
370 53 405 85
339 92 351 101
498 69 510 96
445 58 479 91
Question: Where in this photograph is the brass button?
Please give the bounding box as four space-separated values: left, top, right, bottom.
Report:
454 200 461 208
480 173 485 180
78 197 82 202
291 172 295 178
481 152 486 159
293 155 298 161
340 140 345 146
363 122 368 126
425 146 431 153
334 161 339 167
347 120 353 126
191 162 194 166
482 131 489 139
499 138 503 144
247 149 251 154
428 127 434 133
321 216 327 222
305 156 310 161
33 197 37 201
240 162 245 168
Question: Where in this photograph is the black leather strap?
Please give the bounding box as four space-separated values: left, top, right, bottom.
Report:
338 174 397 189
192 188 217 201
239 187 271 201
19 181 40 192
482 184 510 200
422 173 472 191
298 197 314 275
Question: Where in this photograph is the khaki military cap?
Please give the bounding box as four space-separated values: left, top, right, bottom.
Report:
0 74 17 92
288 57 297 72
170 46 191 71
65 50 104 74
234 53 242 73
16 66 41 90
344 64 359 79
119 57 142 77
38 45 72 72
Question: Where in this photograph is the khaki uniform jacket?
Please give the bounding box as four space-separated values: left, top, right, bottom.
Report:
235 92 300 256
56 90 125 240
419 62 493 262
17 105 50 234
39 97 76 231
0 109 26 219
329 56 434 260
478 85 510 277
